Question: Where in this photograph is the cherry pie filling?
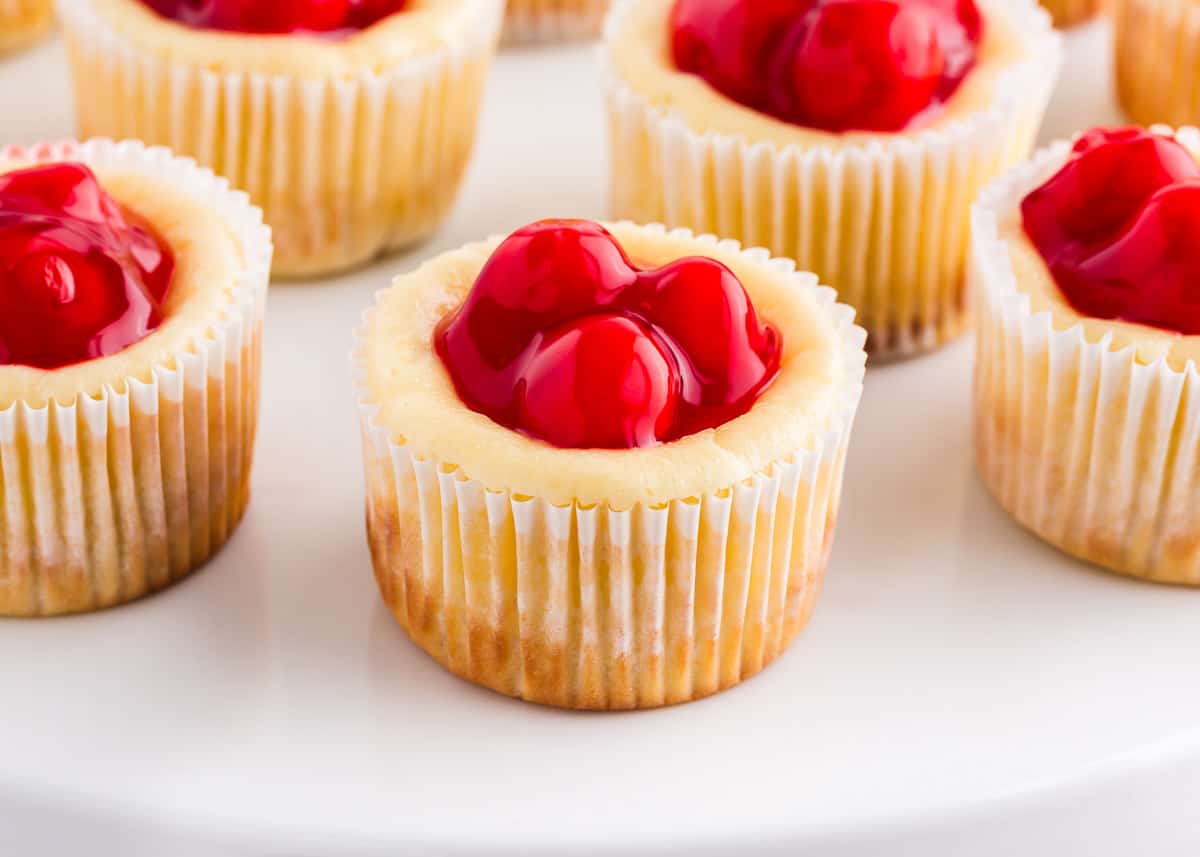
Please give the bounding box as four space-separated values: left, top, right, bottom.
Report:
0 162 175 370
670 0 984 133
435 220 783 450
1022 126 1200 336
139 0 409 35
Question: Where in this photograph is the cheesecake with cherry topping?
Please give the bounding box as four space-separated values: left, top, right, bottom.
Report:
974 126 1200 585
355 219 866 709
56 0 504 277
0 139 270 616
605 0 1061 358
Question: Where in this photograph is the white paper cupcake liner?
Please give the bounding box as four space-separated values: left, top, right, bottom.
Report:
55 0 503 278
0 0 53 53
603 0 1062 360
972 127 1200 586
1115 0 1200 127
354 226 866 709
0 139 271 616
504 0 608 43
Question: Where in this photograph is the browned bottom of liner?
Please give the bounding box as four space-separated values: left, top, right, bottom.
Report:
271 220 444 282
379 565 828 711
0 484 252 618
865 305 973 364
976 444 1200 587
366 497 836 710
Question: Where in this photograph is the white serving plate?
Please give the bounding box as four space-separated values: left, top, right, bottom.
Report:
2 21 1200 857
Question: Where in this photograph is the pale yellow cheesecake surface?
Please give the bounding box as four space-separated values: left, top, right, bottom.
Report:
363 223 855 509
0 161 245 407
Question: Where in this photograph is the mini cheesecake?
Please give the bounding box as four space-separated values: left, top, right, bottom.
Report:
355 220 866 709
605 0 1061 359
0 139 270 616
56 0 503 278
974 126 1200 585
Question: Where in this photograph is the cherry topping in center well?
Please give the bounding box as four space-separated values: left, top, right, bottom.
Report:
1022 127 1200 335
0 162 175 369
435 220 783 450
670 0 983 133
140 0 407 34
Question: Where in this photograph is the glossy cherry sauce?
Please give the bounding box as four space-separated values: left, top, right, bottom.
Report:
435 220 783 450
1022 127 1200 335
140 0 407 34
0 162 175 369
670 0 983 133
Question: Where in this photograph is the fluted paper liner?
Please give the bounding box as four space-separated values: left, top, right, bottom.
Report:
0 0 53 53
55 0 503 278
604 0 1061 360
355 228 866 709
972 128 1200 586
505 0 607 43
1115 0 1200 127
0 139 271 616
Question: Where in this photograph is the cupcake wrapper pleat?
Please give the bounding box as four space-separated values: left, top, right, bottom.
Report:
973 134 1200 586
359 407 852 709
355 227 866 708
0 139 270 617
504 0 608 43
604 0 1061 359
0 0 53 53
1115 0 1200 127
55 0 503 278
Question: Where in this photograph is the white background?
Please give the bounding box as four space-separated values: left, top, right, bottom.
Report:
2 18 1200 857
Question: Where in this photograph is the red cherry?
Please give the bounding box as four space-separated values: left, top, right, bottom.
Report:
347 0 405 27
438 220 637 413
1022 127 1200 336
0 162 124 226
670 0 806 110
518 315 680 450
1023 127 1200 251
784 0 945 133
246 0 350 32
1057 182 1200 333
140 0 405 33
670 0 982 133
1 248 125 361
0 163 174 369
435 220 783 450
644 257 780 412
917 0 982 41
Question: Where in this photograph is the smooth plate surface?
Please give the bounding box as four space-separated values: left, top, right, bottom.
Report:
2 20 1200 857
